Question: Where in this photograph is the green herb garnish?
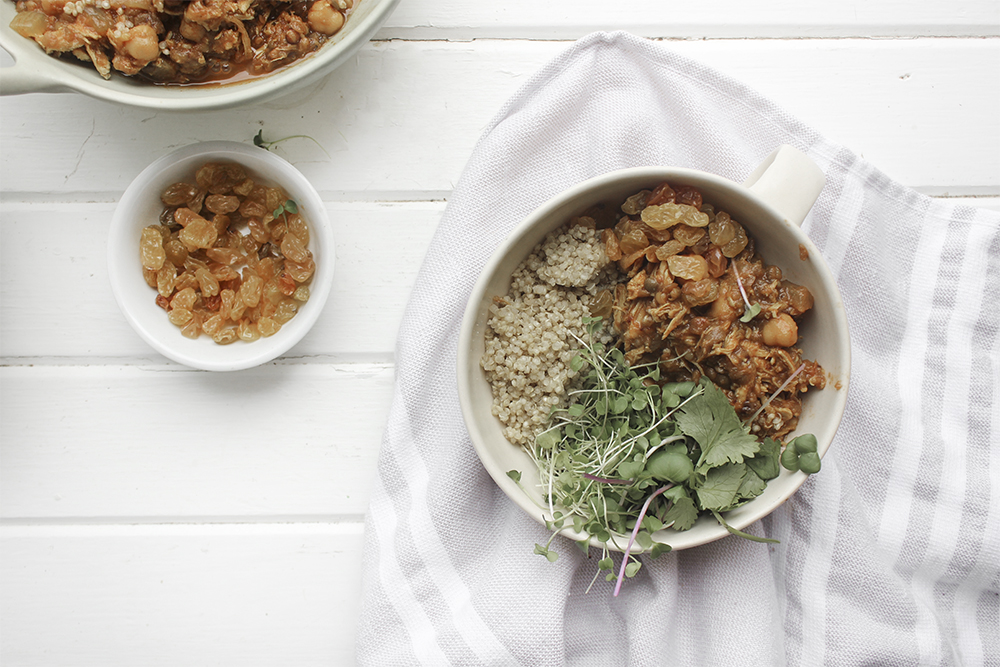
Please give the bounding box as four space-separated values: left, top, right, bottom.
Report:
732 261 761 322
740 303 761 323
526 316 817 595
780 434 822 474
272 199 299 221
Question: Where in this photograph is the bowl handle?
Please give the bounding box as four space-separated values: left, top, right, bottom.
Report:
0 49 62 95
742 145 826 227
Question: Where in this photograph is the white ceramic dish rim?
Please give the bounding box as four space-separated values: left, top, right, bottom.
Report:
108 140 335 371
457 166 852 553
0 0 400 110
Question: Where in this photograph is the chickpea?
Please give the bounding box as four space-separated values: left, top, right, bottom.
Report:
308 0 345 35
124 24 159 62
762 313 798 347
708 281 739 321
179 19 207 44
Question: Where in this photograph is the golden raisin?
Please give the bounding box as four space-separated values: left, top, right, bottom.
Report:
143 161 315 344
205 195 240 215
257 316 281 337
140 227 166 271
672 224 706 247
721 224 749 258
641 203 710 230
179 218 217 251
667 255 709 282
161 182 200 206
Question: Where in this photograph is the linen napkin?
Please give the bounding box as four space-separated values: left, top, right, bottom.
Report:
356 31 999 666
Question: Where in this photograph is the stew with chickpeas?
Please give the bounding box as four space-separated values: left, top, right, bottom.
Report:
586 181 826 441
8 0 355 84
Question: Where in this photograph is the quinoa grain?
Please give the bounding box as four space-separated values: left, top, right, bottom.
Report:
481 223 617 447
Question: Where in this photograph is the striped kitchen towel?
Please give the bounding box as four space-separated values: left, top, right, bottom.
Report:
356 31 999 666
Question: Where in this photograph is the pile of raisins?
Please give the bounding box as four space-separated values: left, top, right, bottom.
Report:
139 161 315 344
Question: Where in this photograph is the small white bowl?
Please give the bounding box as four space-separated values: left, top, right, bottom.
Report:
458 147 851 552
108 141 334 371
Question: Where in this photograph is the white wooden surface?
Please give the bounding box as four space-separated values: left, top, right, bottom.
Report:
1 1 998 664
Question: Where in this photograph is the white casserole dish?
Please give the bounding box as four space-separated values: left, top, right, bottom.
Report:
0 0 400 111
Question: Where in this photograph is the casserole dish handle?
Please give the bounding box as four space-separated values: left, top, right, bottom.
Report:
1 49 67 96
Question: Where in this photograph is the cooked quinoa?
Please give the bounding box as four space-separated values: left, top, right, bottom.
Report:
481 222 616 447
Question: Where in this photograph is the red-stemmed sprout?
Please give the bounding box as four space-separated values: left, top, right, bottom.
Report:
732 261 761 323
613 484 674 597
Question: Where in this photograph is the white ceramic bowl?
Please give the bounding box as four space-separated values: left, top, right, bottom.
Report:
108 141 334 371
458 148 851 552
0 0 399 110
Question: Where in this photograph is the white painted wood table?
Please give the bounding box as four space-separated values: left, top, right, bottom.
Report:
1 1 998 664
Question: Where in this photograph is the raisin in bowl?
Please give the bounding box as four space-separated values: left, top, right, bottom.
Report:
108 141 335 371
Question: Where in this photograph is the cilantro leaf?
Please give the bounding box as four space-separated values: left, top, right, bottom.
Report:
663 494 699 530
745 437 781 481
677 382 760 469
694 463 746 511
736 467 767 502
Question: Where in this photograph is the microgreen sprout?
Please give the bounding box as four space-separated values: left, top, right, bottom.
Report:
582 473 632 485
525 315 820 595
732 261 761 322
613 483 674 596
272 198 299 221
780 433 822 474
